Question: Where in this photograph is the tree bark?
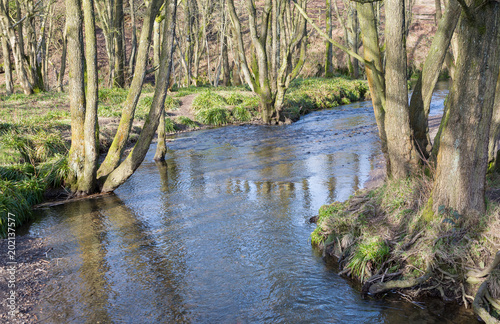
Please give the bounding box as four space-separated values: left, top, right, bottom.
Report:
487 73 500 172
113 0 125 87
384 0 418 179
408 0 460 158
432 4 500 216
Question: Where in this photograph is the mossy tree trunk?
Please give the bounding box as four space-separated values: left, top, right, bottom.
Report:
97 0 162 179
408 0 460 159
325 0 334 77
101 0 177 192
432 4 500 216
155 0 177 162
66 0 87 192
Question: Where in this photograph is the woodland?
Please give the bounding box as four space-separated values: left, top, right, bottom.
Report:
0 0 499 322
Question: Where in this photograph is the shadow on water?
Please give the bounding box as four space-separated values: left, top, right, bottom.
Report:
28 93 478 323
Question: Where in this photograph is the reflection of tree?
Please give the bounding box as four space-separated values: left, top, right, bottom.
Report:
99 194 190 322
67 200 113 322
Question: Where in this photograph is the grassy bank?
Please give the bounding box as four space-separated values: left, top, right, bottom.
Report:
0 76 368 237
311 175 500 322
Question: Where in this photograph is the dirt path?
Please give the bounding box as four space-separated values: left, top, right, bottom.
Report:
166 93 197 121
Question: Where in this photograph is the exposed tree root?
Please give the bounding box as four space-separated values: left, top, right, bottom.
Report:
473 281 500 324
468 251 500 278
368 268 432 295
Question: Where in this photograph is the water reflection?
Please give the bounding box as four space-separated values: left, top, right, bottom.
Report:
29 95 477 323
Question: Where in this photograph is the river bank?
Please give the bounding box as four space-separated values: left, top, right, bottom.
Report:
311 112 500 323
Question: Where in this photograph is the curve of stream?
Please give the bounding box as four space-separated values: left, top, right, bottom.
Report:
28 86 478 323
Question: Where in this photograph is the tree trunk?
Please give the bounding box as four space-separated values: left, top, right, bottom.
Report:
66 0 86 192
408 0 460 158
432 4 500 217
221 34 230 86
488 73 500 173
347 5 359 79
1 34 13 94
128 0 137 77
57 28 68 92
384 0 418 179
113 0 125 87
80 0 99 194
357 3 387 157
154 3 171 162
325 0 333 77
97 0 162 179
101 0 177 192
435 0 442 23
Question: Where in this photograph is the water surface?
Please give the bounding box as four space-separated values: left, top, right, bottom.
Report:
29 90 477 323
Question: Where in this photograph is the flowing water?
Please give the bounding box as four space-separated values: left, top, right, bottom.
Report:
28 87 478 323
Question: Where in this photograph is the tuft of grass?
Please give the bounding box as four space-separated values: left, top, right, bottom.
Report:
192 91 227 111
98 87 128 105
165 96 181 111
164 117 177 133
347 236 390 282
232 106 252 122
224 92 244 105
196 107 230 126
177 116 198 128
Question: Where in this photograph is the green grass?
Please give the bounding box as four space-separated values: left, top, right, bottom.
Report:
232 106 252 122
177 116 198 128
196 107 230 126
283 77 369 120
192 91 227 111
164 117 177 133
347 236 390 282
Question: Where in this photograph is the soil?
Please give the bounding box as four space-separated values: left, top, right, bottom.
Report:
0 236 52 323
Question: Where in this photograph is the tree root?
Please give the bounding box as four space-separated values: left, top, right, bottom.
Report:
368 270 432 295
468 251 500 279
485 290 500 312
473 281 500 324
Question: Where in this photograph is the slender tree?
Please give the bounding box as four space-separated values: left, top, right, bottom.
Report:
228 0 307 124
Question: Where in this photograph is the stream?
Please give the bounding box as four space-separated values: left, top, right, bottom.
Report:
28 85 479 323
